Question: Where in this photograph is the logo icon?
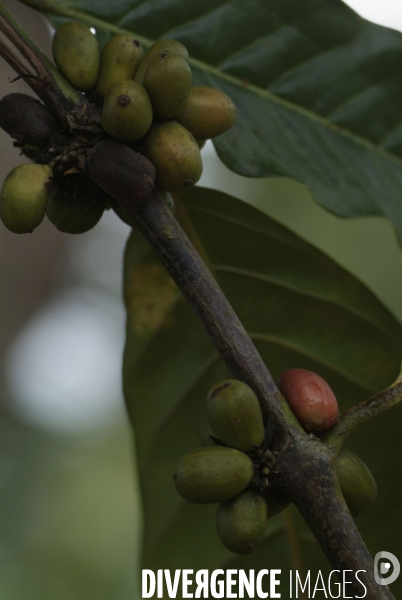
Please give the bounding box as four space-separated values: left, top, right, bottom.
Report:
374 551 400 586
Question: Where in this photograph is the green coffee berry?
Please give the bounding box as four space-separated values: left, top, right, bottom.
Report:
101 79 153 143
135 39 189 85
173 446 254 504
177 86 237 139
337 450 378 518
149 39 189 60
142 53 191 119
216 490 267 554
52 21 100 92
97 34 144 97
143 121 202 193
0 164 52 233
207 379 265 453
46 173 107 234
199 418 219 447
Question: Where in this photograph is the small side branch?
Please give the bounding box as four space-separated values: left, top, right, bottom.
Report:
324 374 402 450
0 4 97 126
0 38 31 79
0 6 49 100
0 6 48 75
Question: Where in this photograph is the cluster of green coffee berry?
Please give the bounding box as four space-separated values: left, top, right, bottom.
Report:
277 368 377 518
174 380 272 555
174 372 378 555
0 21 236 235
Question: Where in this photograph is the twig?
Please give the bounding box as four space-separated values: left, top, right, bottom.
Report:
0 38 31 78
324 374 402 450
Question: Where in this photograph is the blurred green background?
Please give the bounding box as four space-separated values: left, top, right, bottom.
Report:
0 1 402 598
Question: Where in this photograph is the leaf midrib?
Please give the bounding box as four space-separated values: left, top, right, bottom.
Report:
44 1 402 171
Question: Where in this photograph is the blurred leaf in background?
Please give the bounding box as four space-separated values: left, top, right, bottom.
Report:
123 188 402 596
0 410 141 599
200 145 402 323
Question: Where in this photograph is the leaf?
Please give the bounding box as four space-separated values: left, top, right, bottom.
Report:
122 187 402 592
0 414 140 599
26 0 402 238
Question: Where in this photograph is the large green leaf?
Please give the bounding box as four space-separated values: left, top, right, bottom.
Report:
122 187 402 596
24 0 402 238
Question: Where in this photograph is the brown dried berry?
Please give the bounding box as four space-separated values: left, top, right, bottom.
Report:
87 140 156 208
0 93 56 146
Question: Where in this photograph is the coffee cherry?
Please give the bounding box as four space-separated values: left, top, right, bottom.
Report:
46 173 107 234
0 164 52 233
142 53 191 119
149 39 189 60
87 139 156 207
0 93 56 147
52 21 100 92
177 86 237 139
337 450 377 517
199 417 219 447
135 39 189 85
143 121 202 193
97 34 144 97
101 79 153 143
207 379 265 452
216 490 267 554
173 446 254 504
277 368 339 432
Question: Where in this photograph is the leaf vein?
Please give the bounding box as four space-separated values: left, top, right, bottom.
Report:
214 265 393 336
249 332 376 393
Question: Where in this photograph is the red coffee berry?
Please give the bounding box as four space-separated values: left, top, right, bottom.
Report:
277 368 339 433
